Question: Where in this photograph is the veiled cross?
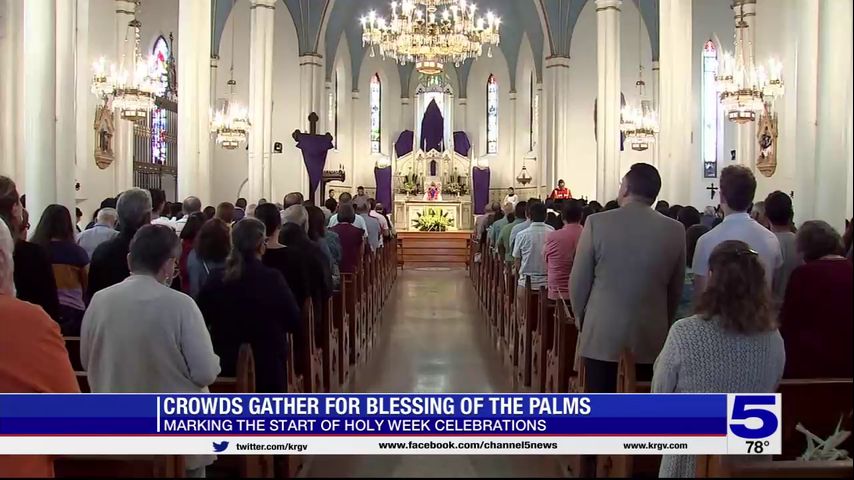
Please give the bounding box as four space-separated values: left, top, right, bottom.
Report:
292 112 321 141
707 183 718 200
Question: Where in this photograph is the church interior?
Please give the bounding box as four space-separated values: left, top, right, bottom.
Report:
0 0 853 478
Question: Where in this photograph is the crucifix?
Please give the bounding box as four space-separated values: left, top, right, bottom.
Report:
707 183 718 200
293 112 334 205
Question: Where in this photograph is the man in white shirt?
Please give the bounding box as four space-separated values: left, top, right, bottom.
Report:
328 192 368 234
148 188 175 229
693 165 782 302
77 208 119 258
503 187 519 207
368 198 389 238
512 202 553 300
173 196 202 235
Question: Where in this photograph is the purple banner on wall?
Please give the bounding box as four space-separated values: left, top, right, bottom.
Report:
374 167 393 212
295 134 334 201
472 167 491 215
420 99 444 152
453 131 471 157
395 130 414 157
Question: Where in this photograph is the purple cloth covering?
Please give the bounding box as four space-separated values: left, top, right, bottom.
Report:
472 167 490 215
420 99 444 152
395 130 414 157
295 133 334 201
453 131 471 157
374 167 392 212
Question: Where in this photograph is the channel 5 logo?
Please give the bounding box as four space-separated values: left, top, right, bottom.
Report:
728 395 780 439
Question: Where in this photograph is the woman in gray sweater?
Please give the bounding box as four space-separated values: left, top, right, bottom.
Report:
653 240 785 477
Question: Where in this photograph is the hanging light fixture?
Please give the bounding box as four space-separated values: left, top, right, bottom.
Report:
620 13 659 151
716 0 783 123
210 0 250 150
516 163 532 186
361 0 501 76
91 0 162 121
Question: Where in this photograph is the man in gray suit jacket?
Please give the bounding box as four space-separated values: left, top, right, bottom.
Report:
570 163 686 392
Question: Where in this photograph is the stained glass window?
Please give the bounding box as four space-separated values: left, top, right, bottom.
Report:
702 40 719 177
486 74 498 154
370 73 381 153
151 36 169 165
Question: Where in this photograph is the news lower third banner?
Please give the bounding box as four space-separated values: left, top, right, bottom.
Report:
0 394 781 456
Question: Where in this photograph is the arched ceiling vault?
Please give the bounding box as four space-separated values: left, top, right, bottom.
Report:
212 0 660 95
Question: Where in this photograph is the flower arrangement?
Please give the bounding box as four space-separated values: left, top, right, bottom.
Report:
412 208 453 232
399 172 422 196
441 181 468 196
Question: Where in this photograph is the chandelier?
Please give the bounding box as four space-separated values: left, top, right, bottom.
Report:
516 164 532 186
715 2 783 123
361 0 501 75
620 14 658 152
211 0 250 150
91 5 162 121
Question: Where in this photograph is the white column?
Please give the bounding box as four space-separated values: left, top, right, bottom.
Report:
23 0 56 223
543 56 571 194
178 0 212 203
401 96 413 133
299 53 324 194
508 90 517 186
114 0 135 193
734 0 757 170
658 0 692 204
247 0 275 202
595 0 622 202
814 0 853 232
1 0 21 179
793 0 819 224
456 98 467 142
350 90 360 188
75 0 91 206
651 60 660 169
56 0 77 211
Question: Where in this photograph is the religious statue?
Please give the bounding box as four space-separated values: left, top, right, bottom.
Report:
93 102 115 170
756 104 778 177
424 181 442 202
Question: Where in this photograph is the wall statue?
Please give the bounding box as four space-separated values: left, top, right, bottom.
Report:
93 101 115 170
756 104 778 177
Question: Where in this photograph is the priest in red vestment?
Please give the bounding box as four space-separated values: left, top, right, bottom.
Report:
550 179 572 200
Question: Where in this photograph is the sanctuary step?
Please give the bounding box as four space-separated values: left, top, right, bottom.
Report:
397 231 472 268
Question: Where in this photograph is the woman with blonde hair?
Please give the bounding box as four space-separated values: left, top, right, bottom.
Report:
653 240 785 477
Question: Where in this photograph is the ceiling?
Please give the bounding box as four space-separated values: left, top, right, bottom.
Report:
212 0 660 96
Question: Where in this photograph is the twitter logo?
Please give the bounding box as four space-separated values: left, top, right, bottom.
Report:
212 441 229 453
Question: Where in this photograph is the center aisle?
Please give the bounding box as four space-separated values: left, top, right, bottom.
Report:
306 268 561 477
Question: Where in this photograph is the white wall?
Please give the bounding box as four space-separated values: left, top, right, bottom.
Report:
690 0 736 210
353 53 402 189
212 1 302 205
514 34 539 191
324 36 353 193
566 1 599 200
467 47 513 187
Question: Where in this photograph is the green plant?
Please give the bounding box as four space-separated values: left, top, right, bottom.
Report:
412 208 453 232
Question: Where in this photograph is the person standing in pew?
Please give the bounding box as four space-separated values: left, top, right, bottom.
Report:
543 200 584 301
281 205 333 307
86 188 152 302
498 201 527 261
779 220 852 379
198 218 301 393
653 240 785 478
81 224 220 477
512 201 553 303
570 163 686 392
329 203 366 275
0 219 80 478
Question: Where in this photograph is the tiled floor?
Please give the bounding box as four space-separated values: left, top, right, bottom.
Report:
304 268 561 477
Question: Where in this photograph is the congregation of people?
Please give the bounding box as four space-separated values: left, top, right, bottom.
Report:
0 176 392 477
476 165 853 476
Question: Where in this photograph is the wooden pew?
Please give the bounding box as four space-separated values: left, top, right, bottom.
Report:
55 455 186 478
595 349 660 478
320 296 341 393
503 261 517 370
292 298 324 393
778 378 853 460
208 344 275 478
530 287 555 393
545 299 579 394
696 455 853 478
515 276 539 390
492 258 505 345
332 286 351 390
